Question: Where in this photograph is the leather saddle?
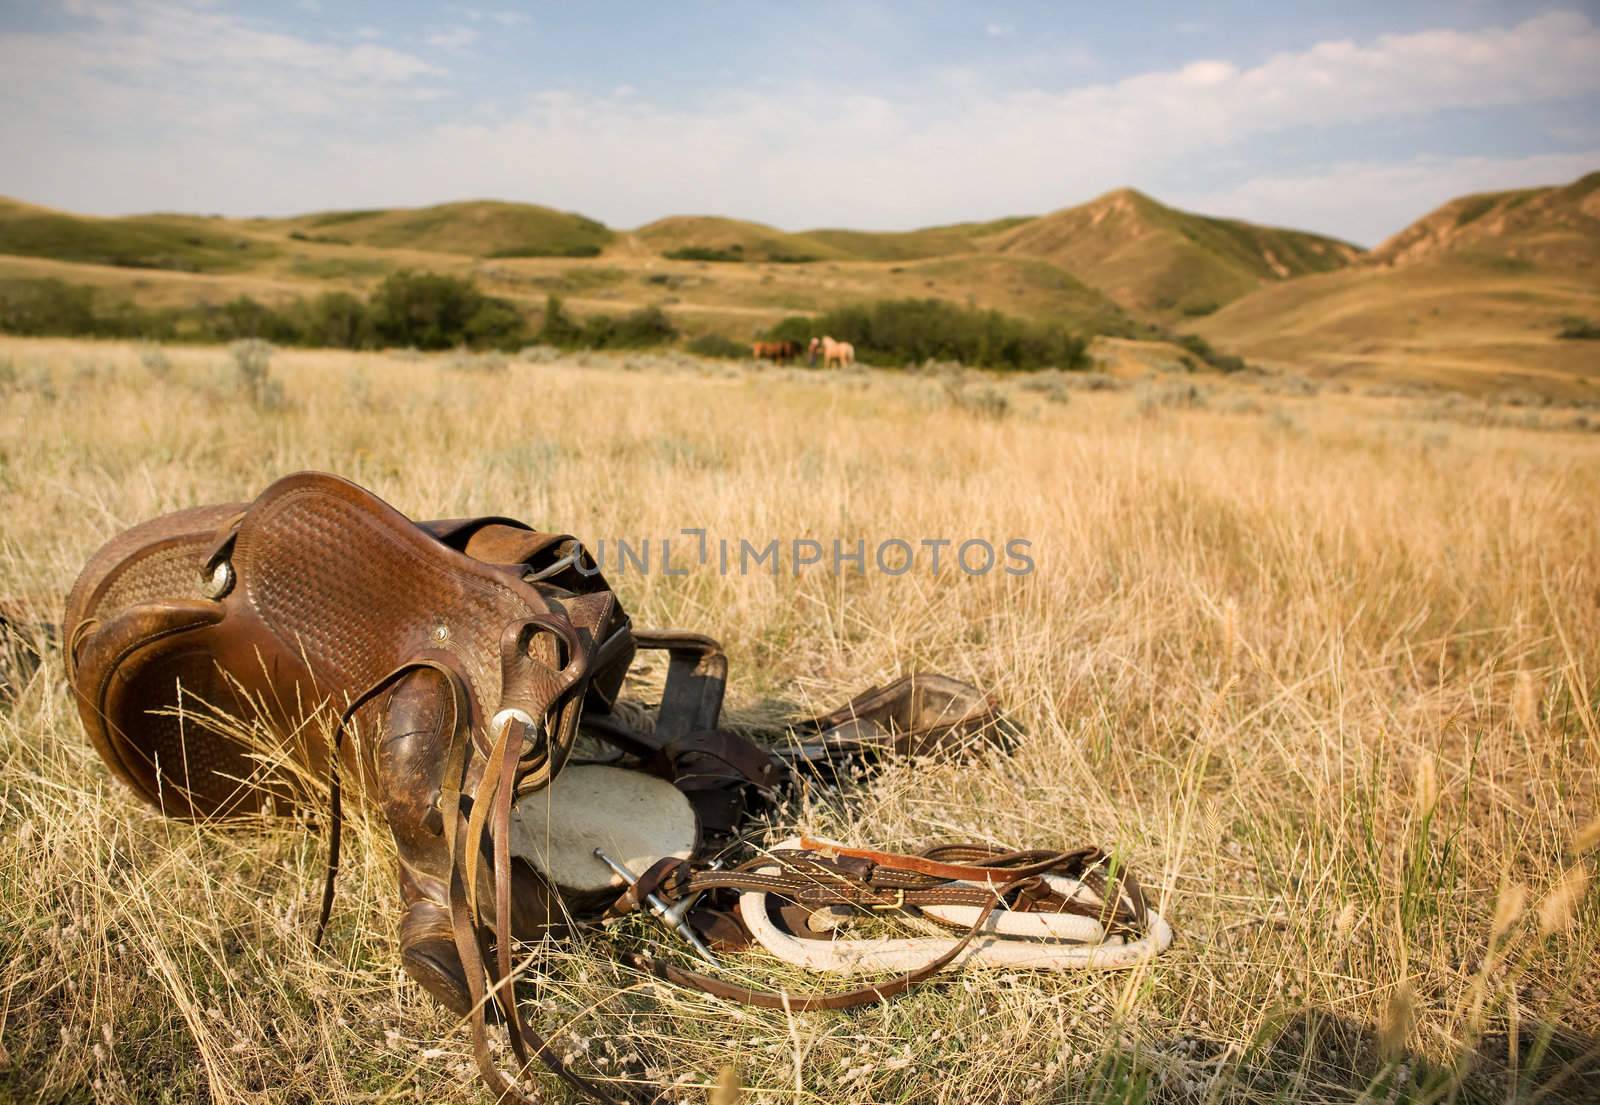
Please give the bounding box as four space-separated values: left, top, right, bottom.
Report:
62 471 1012 1101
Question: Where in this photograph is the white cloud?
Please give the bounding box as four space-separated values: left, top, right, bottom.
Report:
449 5 527 26
985 23 1013 38
1 1 440 132
1 5 1596 242
426 25 478 51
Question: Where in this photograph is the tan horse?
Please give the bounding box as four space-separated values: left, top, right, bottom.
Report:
808 335 855 369
752 340 799 364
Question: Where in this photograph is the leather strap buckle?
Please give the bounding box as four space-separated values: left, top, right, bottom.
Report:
870 889 907 912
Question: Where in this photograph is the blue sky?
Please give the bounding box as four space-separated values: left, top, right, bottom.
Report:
2 1 1597 244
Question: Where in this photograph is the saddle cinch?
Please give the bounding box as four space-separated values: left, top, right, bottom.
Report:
64 472 1170 1103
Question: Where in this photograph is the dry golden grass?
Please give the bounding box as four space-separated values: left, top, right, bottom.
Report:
1 336 1597 1103
1193 259 1600 398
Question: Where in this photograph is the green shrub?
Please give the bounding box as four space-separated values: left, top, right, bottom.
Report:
687 333 748 359
487 244 603 259
540 294 676 350
0 278 186 340
0 278 99 336
0 270 670 355
297 291 371 349
664 246 744 263
287 229 350 245
0 275 522 351
463 296 528 348
1173 333 1247 373
770 298 1087 371
538 295 586 347
201 296 302 344
1557 316 1600 340
582 305 677 349
367 271 527 350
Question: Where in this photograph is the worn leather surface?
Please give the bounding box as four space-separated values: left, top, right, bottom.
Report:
64 474 630 1009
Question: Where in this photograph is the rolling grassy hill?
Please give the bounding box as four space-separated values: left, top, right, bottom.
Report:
896 254 1138 334
989 188 1363 319
262 200 615 258
1368 170 1600 272
1197 171 1600 396
2 176 1595 395
632 215 852 262
632 214 1037 264
803 216 1034 262
0 197 278 273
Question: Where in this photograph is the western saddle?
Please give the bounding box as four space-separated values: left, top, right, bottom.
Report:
63 471 1168 1103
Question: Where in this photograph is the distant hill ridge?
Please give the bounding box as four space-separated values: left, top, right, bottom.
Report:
3 172 1595 397
1367 171 1600 272
633 213 1037 264
989 187 1363 318
0 188 1365 320
1194 169 1600 396
0 195 277 272
261 199 615 258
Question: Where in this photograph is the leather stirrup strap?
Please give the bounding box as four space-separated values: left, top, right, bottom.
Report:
632 630 726 740
315 660 457 948
446 617 644 1105
317 632 635 1103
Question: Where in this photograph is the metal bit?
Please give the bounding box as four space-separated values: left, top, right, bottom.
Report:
593 847 720 967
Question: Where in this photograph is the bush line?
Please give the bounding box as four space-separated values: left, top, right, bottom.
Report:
1 274 1250 373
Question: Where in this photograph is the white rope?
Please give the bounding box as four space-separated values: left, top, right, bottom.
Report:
737 841 1174 974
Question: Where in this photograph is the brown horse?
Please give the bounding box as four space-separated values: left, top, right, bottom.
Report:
808 335 855 369
752 340 800 364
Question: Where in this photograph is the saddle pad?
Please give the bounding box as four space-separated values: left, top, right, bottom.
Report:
507 764 697 896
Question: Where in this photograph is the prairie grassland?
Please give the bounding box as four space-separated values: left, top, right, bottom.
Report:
0 336 1597 1104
